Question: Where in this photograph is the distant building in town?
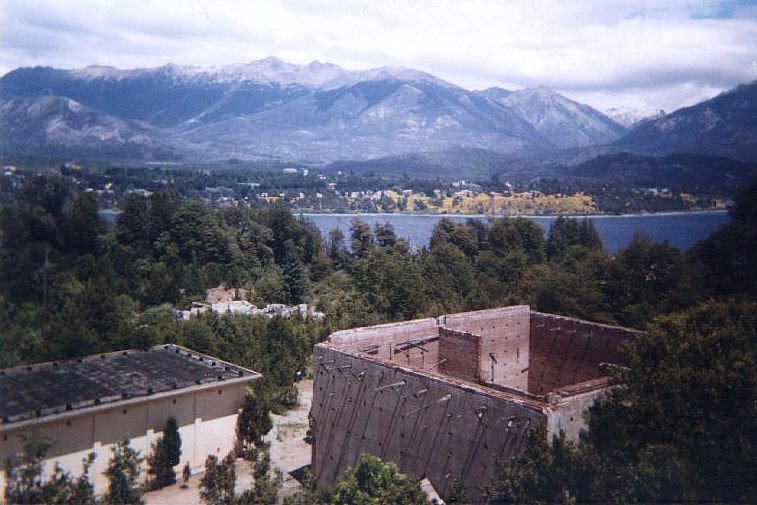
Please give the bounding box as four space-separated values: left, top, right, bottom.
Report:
311 305 640 504
0 345 259 494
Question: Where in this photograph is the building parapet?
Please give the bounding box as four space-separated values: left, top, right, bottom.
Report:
0 345 259 430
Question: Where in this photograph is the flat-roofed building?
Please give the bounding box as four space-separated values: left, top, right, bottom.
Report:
311 305 641 503
0 344 260 494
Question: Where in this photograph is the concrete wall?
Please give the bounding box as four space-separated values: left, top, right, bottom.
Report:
313 307 637 502
0 383 246 495
438 328 481 382
312 344 544 504
329 318 440 369
528 312 639 395
443 306 530 391
328 307 533 386
545 383 609 443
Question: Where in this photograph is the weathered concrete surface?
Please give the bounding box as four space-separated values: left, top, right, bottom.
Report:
329 318 440 369
544 381 609 443
444 305 530 391
312 306 638 504
312 345 542 503
529 312 641 395
439 327 481 382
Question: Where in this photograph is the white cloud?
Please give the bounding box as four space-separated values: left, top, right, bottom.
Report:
1 0 755 115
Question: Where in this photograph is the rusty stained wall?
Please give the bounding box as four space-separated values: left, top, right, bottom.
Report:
443 305 530 391
312 344 543 504
438 328 481 382
329 318 440 369
528 312 639 395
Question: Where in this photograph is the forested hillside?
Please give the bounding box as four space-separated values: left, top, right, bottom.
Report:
2 174 755 502
2 172 755 366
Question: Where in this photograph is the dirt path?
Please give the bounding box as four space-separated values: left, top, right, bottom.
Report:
264 379 313 499
144 380 313 505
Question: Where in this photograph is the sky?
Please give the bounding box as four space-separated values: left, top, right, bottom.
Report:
1 0 756 116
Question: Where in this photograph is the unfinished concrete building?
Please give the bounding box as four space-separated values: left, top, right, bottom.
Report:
311 306 640 503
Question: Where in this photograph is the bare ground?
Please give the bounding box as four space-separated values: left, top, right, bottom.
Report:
144 380 313 505
206 285 250 304
264 379 313 499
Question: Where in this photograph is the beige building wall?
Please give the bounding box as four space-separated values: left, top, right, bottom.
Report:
0 383 246 495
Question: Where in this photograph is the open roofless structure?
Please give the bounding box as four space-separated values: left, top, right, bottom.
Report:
312 305 640 503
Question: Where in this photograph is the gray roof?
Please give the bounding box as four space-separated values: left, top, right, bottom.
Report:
1 345 259 426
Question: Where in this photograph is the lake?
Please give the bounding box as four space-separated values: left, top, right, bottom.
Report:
302 211 730 253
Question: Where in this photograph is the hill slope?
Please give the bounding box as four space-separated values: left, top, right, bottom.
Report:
0 96 181 160
482 86 627 148
615 82 757 162
566 152 757 193
0 60 616 162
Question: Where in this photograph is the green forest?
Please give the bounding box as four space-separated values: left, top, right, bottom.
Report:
1 172 755 502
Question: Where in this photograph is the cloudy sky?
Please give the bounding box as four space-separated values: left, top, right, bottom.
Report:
1 0 756 116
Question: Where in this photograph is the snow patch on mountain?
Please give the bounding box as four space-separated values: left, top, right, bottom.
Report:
66 58 457 91
606 107 666 128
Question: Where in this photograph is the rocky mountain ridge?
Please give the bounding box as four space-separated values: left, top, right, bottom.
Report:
1 58 754 165
1 58 624 162
483 86 627 149
614 82 757 162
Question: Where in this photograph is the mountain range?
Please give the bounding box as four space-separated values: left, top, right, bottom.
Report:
1 57 755 166
614 82 757 162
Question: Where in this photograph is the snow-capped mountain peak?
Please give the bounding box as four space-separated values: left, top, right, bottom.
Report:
604 107 644 128
206 57 333 86
58 58 460 91
605 107 666 129
70 65 132 80
531 85 558 95
351 66 457 88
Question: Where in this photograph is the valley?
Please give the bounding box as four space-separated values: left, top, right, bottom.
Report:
1 58 754 216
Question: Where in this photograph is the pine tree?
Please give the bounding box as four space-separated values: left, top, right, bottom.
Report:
282 240 309 304
103 440 144 505
147 417 182 489
181 462 191 489
3 433 53 504
199 453 236 505
2 432 98 505
236 393 273 458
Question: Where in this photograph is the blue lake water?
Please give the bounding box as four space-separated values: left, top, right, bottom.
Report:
302 211 730 253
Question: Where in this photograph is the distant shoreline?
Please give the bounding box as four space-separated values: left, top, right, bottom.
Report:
100 208 729 220
297 209 729 219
